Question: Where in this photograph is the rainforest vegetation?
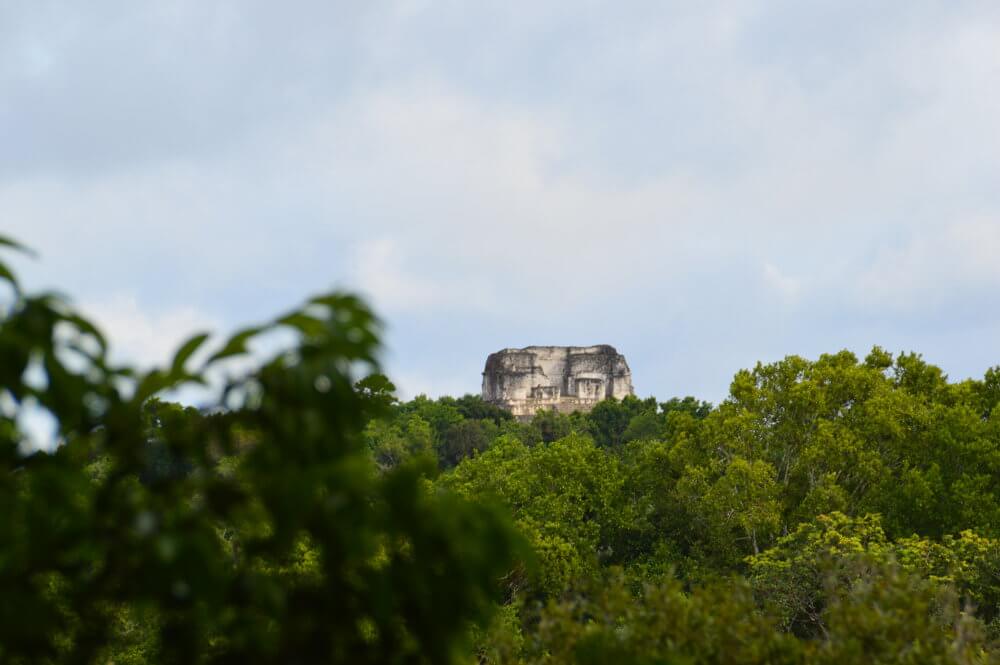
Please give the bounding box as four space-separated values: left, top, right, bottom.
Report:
3 237 1000 664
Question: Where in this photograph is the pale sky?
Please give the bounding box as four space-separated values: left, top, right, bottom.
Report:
3 1 1000 403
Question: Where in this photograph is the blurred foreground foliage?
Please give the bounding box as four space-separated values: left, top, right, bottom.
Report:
4 236 1000 663
0 238 525 664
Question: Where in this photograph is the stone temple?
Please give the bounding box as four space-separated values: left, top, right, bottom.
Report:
482 345 634 419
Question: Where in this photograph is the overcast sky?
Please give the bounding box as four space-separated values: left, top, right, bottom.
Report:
3 1 1000 403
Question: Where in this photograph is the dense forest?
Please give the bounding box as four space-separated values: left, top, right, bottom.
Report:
3 237 1000 664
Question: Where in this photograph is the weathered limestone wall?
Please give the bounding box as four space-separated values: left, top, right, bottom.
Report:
482 345 634 419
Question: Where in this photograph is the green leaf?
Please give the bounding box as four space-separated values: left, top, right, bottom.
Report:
134 369 169 403
63 313 109 353
276 312 325 337
0 234 37 257
204 326 264 365
134 367 206 403
0 260 19 291
170 332 210 377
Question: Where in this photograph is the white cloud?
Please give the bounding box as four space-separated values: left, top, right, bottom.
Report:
763 262 802 303
81 293 221 369
853 218 1000 313
3 1 1000 401
77 293 305 407
292 81 720 321
350 236 499 315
